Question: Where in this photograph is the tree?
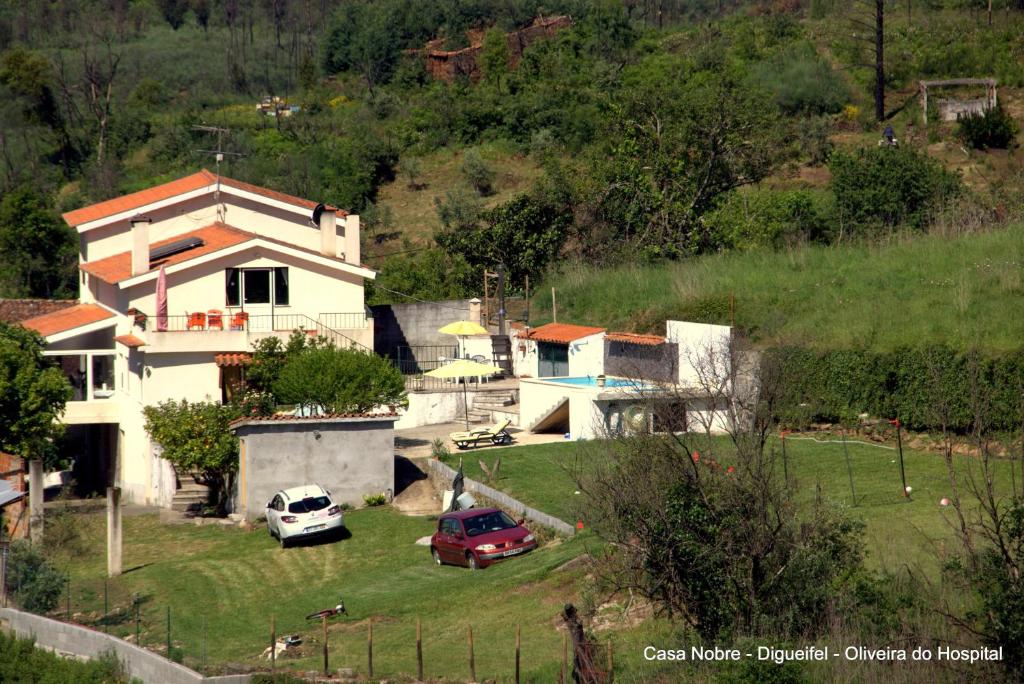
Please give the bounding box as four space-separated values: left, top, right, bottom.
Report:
592 65 782 259
273 345 407 414
435 192 571 291
0 186 77 298
6 541 65 613
480 27 509 91
0 323 71 469
143 400 240 506
459 148 495 196
192 0 211 31
156 0 188 30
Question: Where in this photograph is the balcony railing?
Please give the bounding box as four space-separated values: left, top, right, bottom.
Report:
44 351 116 401
134 311 369 332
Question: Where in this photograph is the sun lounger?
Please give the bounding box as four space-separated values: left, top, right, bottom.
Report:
450 419 513 450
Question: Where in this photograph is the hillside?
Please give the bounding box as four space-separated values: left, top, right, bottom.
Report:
534 222 1024 352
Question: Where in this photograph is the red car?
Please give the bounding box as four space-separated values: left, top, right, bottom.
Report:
430 508 538 570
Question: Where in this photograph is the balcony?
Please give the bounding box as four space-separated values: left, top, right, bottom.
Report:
134 311 373 353
45 351 120 424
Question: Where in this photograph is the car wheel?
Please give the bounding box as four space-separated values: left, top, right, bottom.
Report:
279 534 289 549
466 552 479 571
431 547 442 566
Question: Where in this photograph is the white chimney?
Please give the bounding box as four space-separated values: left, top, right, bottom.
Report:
469 298 482 326
130 215 151 276
344 214 360 265
319 208 337 257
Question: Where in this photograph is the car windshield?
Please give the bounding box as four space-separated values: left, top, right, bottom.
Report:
287 496 331 514
463 511 518 537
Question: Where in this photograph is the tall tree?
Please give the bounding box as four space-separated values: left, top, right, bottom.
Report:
0 323 71 469
0 186 77 298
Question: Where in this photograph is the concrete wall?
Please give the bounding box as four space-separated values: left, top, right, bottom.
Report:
510 327 538 377
427 459 575 535
567 333 605 377
394 391 466 429
0 607 250 684
666 321 732 389
371 299 474 360
234 416 397 521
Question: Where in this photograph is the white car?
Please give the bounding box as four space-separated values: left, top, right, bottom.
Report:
266 484 345 548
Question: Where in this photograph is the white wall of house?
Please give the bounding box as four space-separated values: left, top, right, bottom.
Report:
567 333 605 377
511 328 539 377
666 321 732 389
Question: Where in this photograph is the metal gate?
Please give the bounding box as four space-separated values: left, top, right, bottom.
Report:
538 342 569 377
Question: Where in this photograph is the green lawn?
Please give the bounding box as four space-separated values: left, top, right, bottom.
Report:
444 436 1018 574
534 222 1024 352
51 507 619 681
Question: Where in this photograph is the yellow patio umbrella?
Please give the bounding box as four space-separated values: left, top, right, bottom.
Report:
426 359 503 429
438 320 489 359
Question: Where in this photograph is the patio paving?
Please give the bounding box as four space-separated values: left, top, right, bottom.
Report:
394 421 566 459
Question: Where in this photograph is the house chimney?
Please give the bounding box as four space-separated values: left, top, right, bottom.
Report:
130 215 152 276
319 207 337 257
344 214 360 265
469 298 482 326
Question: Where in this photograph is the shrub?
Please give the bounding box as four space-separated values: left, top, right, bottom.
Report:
703 189 832 250
273 345 407 414
829 146 961 231
460 148 495 196
363 492 387 506
0 633 127 682
750 43 849 116
6 541 65 614
957 105 1018 150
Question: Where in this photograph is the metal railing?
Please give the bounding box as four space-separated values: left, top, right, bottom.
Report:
319 311 371 330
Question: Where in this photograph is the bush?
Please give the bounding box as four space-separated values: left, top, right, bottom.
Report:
6 541 65 613
750 43 849 116
363 492 387 506
703 189 833 250
460 148 495 196
273 345 407 414
0 632 127 682
957 105 1018 150
829 146 961 231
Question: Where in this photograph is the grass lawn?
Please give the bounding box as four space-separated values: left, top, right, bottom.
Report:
534 222 1024 352
51 507 627 681
443 435 1019 574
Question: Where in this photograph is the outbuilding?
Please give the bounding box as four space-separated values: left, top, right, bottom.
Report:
231 413 398 522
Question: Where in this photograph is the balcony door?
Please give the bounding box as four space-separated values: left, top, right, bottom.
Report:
242 268 273 331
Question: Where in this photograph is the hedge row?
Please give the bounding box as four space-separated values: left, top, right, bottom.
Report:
771 345 1024 433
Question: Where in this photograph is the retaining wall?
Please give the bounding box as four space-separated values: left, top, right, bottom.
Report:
0 607 250 684
427 459 575 536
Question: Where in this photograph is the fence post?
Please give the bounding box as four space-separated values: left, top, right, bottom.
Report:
133 594 140 645
166 606 171 659
468 625 476 683
416 618 423 681
515 624 521 684
606 640 614 684
270 615 276 671
560 632 567 684
103 578 109 633
322 615 329 676
368 618 374 678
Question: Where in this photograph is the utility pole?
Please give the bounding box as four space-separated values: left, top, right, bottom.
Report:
193 125 242 222
496 263 507 336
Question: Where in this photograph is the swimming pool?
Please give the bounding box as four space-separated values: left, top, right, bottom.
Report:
544 376 648 389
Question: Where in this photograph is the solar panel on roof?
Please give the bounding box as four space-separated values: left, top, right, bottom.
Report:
150 236 204 261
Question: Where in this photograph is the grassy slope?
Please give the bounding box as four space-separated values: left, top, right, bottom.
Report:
534 222 1024 351
443 436 1017 574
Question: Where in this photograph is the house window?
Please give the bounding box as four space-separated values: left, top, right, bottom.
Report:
225 268 240 306
243 269 271 304
273 267 289 305
226 267 288 306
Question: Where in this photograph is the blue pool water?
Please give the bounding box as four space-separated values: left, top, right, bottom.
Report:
545 376 645 388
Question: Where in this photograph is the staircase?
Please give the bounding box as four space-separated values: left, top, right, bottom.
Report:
171 472 213 514
468 389 519 425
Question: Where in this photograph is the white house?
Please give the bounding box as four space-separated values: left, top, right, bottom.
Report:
18 169 376 506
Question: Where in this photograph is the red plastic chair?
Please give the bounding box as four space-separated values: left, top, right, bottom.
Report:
207 309 224 330
186 312 206 330
230 311 249 330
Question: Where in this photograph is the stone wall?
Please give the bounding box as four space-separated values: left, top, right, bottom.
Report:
0 607 250 684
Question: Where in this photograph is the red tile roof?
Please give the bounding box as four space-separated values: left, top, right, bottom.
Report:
606 332 666 346
0 299 77 324
81 223 254 284
62 169 342 227
113 334 146 348
522 323 606 344
21 304 115 337
215 353 252 367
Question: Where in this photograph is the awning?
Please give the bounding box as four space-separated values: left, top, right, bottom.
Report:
114 334 146 348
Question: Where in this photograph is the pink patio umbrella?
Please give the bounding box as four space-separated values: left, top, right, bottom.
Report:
156 264 168 332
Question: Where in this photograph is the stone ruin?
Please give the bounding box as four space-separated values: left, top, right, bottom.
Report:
919 78 998 124
414 15 573 84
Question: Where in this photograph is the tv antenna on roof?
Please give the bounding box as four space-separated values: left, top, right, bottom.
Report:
193 125 243 222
